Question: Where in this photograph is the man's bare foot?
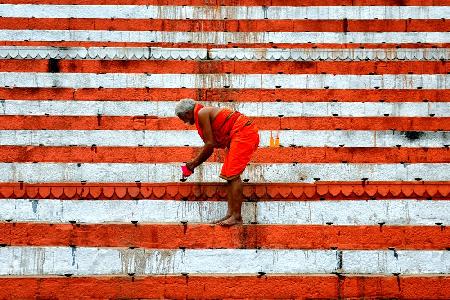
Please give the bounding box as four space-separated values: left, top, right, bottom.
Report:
218 215 243 226
213 214 231 224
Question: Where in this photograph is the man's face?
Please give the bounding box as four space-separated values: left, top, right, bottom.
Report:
179 111 194 125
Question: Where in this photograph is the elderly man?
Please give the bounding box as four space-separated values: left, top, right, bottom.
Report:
175 99 259 226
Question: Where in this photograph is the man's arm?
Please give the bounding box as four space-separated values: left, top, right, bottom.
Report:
186 108 215 170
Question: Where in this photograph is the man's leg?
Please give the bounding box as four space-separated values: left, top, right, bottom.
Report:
213 187 232 224
218 176 243 226
217 124 259 226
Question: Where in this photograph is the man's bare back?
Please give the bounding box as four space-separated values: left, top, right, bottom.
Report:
199 106 222 123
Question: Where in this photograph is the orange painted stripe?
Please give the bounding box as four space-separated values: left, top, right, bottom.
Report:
0 18 447 32
2 223 449 250
0 182 448 200
1 41 447 49
2 60 448 74
0 116 448 131
1 0 448 5
0 88 447 102
0 276 448 300
1 146 449 164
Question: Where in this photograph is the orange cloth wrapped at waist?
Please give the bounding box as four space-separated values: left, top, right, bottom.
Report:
220 120 259 180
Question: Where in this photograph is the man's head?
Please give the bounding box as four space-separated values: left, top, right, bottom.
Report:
175 98 196 125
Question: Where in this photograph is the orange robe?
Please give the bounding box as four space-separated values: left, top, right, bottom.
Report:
194 104 259 181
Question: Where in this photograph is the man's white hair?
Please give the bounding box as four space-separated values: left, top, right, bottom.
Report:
175 98 196 117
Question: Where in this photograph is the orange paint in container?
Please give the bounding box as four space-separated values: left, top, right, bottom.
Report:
181 165 193 178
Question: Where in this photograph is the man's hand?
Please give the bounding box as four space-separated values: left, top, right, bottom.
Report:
185 161 196 172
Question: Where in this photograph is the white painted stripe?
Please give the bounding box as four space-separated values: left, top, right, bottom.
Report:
1 199 448 225
0 5 448 20
0 30 447 44
1 130 448 148
1 46 448 61
342 250 450 274
0 73 446 89
0 247 337 275
0 163 449 182
2 101 449 117
0 247 448 275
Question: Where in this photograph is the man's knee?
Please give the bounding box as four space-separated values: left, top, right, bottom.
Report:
227 176 241 184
